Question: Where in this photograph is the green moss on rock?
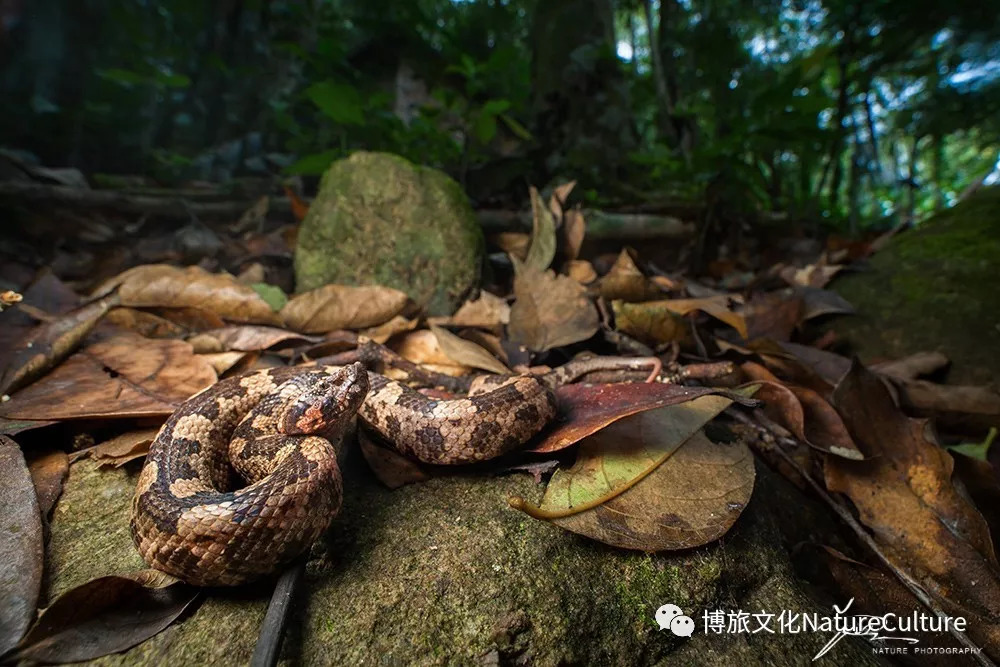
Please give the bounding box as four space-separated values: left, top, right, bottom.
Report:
830 187 1000 385
293 152 484 315
47 450 878 666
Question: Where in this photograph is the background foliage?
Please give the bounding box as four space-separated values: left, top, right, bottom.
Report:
1 0 998 229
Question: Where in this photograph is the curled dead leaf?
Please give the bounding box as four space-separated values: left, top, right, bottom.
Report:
429 325 510 375
280 284 409 334
532 382 761 454
741 361 861 460
93 264 281 325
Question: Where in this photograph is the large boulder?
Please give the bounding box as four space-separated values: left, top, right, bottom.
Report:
829 187 1000 385
293 152 484 316
44 449 876 665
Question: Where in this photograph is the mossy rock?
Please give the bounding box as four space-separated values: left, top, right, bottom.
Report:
45 448 876 665
293 152 484 316
829 187 1000 385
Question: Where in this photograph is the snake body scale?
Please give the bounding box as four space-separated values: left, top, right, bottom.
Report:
131 362 561 586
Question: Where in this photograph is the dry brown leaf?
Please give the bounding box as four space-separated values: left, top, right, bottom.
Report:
611 300 689 346
93 264 281 325
651 296 748 339
390 330 471 377
198 351 250 375
598 249 663 302
198 325 320 352
429 324 510 375
525 186 557 271
281 284 409 334
360 315 419 344
544 430 754 550
0 436 43 656
70 428 160 467
12 572 199 663
104 308 187 339
777 341 851 386
818 546 968 665
797 286 855 320
508 258 599 352
741 361 861 459
145 306 226 332
358 430 430 489
778 263 843 288
27 449 69 517
0 331 216 421
563 209 586 261
0 294 120 396
744 291 804 342
549 180 576 219
825 360 1000 656
565 259 597 284
0 418 56 436
0 270 79 359
491 232 531 261
428 292 510 329
532 382 761 454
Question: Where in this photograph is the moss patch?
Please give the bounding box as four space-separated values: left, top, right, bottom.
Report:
292 151 484 315
49 452 875 665
829 187 1000 385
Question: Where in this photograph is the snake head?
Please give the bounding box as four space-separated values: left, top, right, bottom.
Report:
281 362 370 437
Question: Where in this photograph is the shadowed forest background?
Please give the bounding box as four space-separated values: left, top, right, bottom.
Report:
2 0 998 236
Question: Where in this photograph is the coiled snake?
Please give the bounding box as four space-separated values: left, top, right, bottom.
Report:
131 357 658 586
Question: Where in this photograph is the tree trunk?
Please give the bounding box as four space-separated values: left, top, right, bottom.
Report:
528 0 637 188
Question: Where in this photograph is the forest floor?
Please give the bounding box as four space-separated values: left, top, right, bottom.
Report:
0 154 998 665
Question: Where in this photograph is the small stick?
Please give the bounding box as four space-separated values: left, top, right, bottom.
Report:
251 559 306 667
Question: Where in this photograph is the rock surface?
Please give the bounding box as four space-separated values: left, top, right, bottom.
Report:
293 152 484 316
45 445 877 666
829 187 1000 385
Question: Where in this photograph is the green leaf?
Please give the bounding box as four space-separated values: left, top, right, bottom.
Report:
481 99 511 115
499 113 532 141
947 427 997 462
472 112 497 145
153 72 191 89
285 150 339 176
305 81 365 126
250 283 288 312
512 386 757 520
